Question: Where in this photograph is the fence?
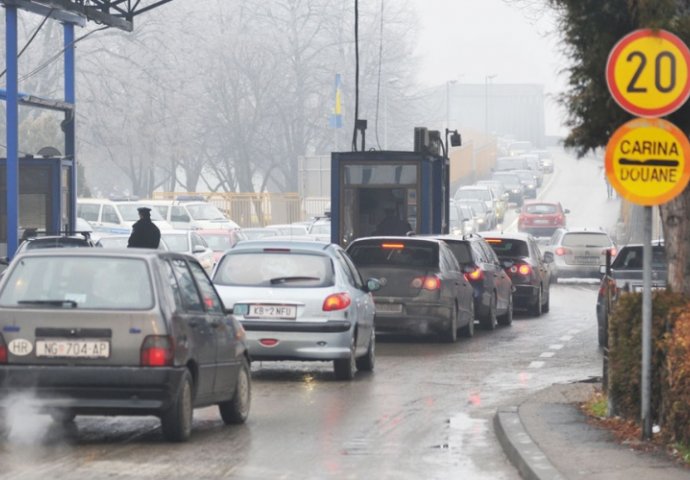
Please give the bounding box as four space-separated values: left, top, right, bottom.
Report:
152 192 330 228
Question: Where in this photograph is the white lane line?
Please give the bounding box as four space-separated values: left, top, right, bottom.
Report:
549 344 564 350
529 361 545 369
560 335 573 341
540 352 555 358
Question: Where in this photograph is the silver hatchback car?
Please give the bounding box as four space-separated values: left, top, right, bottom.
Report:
212 240 380 380
0 249 251 442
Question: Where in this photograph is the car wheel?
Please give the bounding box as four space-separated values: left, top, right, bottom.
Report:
219 357 251 425
334 334 356 380
498 294 513 326
355 330 375 372
161 369 194 442
50 410 76 425
598 314 608 348
441 305 459 343
459 301 475 338
530 287 543 317
480 294 497 330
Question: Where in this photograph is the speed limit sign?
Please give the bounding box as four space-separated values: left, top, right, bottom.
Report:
606 28 690 117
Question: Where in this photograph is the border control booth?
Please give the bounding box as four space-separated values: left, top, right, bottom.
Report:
330 128 452 247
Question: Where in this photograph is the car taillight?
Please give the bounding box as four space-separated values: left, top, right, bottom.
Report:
555 247 570 256
607 247 617 257
140 335 174 367
465 268 483 281
323 293 351 311
510 264 532 276
411 275 441 290
0 334 7 364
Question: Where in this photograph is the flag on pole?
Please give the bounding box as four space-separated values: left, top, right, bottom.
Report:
329 73 343 128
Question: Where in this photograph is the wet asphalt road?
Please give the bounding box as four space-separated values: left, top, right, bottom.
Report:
0 150 619 479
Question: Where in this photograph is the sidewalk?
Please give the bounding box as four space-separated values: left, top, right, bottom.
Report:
494 381 690 480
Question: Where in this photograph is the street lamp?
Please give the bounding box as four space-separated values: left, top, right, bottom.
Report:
485 74 497 134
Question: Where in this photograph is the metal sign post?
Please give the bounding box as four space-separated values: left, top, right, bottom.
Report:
641 206 653 439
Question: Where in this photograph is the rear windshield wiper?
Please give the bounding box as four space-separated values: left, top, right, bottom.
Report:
17 299 78 308
270 276 320 284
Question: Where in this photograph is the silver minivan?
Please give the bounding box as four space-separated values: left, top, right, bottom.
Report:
0 249 251 442
77 198 173 234
148 199 240 231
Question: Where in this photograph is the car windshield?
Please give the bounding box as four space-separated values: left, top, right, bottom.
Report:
611 245 666 270
492 173 521 185
185 203 227 221
214 252 334 287
561 233 611 247
0 256 153 310
199 233 236 250
348 242 438 268
456 189 490 201
21 238 91 250
98 236 129 248
525 204 559 214
161 234 190 252
309 223 331 234
485 238 529 257
118 204 166 222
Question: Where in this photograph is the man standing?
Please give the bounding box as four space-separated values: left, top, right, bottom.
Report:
128 207 161 249
374 207 413 236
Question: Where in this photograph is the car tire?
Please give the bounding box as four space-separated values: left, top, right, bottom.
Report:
542 288 550 313
161 369 194 442
530 287 543 317
441 305 459 343
334 334 356 380
356 329 376 372
498 294 513 326
219 357 251 425
459 301 475 338
598 315 608 348
480 294 497 330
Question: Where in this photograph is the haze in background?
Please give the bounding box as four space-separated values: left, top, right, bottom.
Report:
410 0 568 137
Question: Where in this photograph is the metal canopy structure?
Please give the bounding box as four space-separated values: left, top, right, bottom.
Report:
2 0 172 258
2 0 174 31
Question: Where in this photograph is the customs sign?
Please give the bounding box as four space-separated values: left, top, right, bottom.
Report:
606 29 690 117
605 118 690 205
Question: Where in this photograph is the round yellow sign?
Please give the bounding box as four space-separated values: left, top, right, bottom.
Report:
605 118 690 205
607 29 690 117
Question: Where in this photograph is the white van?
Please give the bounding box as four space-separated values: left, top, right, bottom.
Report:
146 198 240 230
77 198 174 234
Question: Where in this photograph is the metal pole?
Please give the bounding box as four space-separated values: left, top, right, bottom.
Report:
5 6 19 258
641 205 653 440
64 22 77 235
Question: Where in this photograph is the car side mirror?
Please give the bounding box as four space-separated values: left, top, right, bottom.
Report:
193 245 207 254
543 252 554 263
364 277 381 293
0 257 8 266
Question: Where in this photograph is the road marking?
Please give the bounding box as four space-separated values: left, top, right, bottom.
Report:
528 361 545 369
560 335 573 341
549 344 564 350
539 352 555 358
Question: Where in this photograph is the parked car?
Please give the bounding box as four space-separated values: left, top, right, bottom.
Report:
212 239 380 379
507 140 533 157
160 230 215 274
475 180 509 222
517 201 569 237
533 149 555 173
482 232 552 316
434 234 514 330
512 170 539 199
457 198 495 231
0 249 251 442
449 201 478 236
266 224 310 236
494 155 530 172
307 217 332 242
197 229 248 264
544 227 616 282
147 197 240 231
454 185 499 222
241 227 282 240
595 242 666 346
346 236 475 342
77 198 173 234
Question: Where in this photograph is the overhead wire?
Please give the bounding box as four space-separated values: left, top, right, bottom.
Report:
0 8 54 79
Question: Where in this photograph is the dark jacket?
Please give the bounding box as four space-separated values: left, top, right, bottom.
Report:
128 218 161 249
374 215 413 236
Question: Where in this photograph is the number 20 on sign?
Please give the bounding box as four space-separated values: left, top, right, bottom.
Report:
606 29 690 117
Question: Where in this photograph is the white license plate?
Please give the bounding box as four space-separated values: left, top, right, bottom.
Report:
574 256 600 265
36 339 110 358
376 303 403 314
534 219 549 224
247 304 297 319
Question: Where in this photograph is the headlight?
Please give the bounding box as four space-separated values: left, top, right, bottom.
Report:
528 184 535 189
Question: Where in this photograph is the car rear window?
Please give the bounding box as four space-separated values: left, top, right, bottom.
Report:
441 242 473 265
611 245 666 270
0 256 153 310
485 238 529 257
214 252 334 287
23 238 91 250
561 233 611 247
348 242 439 268
161 234 190 252
525 204 558 214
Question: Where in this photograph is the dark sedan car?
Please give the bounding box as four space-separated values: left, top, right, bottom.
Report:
347 237 475 342
482 232 552 316
435 234 514 330
595 242 666 347
0 249 251 442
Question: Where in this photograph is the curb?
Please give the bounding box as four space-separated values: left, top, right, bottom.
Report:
494 406 567 480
